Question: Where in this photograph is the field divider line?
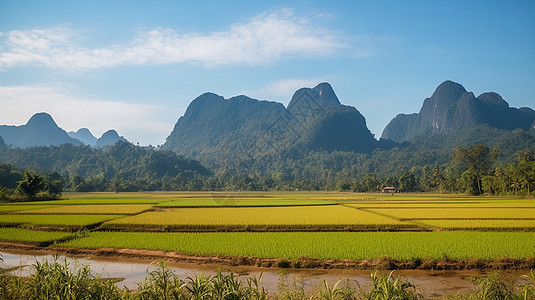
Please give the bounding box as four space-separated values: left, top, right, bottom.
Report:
339 204 403 221
345 206 535 209
399 218 535 221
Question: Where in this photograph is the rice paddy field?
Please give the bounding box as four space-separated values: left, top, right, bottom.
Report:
0 228 75 243
1 191 534 266
58 231 535 261
0 214 124 228
103 205 411 231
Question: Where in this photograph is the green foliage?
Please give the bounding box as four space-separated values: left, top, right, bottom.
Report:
1 126 535 196
0 141 210 192
466 272 517 300
398 172 417 192
0 164 23 189
460 168 480 195
0 164 63 202
136 262 186 299
0 258 125 300
314 279 360 300
16 171 46 199
364 271 422 300
521 270 535 300
137 263 267 300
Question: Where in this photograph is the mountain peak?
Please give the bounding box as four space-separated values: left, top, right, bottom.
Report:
477 92 509 109
431 80 467 102
26 112 58 129
95 129 127 148
100 129 122 140
289 82 341 108
0 112 83 148
76 128 93 135
313 82 341 105
68 128 97 146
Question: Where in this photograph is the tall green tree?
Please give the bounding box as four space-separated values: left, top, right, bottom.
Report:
16 171 46 199
398 172 417 192
450 145 497 195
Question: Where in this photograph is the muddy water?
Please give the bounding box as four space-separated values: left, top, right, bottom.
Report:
0 250 528 298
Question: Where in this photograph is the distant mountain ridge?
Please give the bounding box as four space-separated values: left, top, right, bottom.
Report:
1 81 533 159
68 128 97 146
381 80 535 142
0 113 83 148
163 83 380 166
95 130 127 148
0 113 128 148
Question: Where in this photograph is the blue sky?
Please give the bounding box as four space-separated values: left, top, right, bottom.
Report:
1 0 534 146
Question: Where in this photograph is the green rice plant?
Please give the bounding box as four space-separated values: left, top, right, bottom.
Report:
58 231 535 261
15 204 153 215
103 206 408 231
0 214 124 227
365 208 535 220
0 228 75 243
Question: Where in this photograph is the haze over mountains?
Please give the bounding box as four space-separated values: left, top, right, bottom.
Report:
1 81 534 162
0 113 127 148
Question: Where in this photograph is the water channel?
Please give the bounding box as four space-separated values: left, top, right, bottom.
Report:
0 249 529 298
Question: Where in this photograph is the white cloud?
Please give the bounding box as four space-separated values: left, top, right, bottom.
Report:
0 10 347 70
0 84 181 146
243 77 329 104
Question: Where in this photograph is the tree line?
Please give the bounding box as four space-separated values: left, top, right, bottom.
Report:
0 141 210 196
0 164 64 201
1 139 534 197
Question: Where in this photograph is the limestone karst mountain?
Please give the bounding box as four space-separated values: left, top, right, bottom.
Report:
381 80 535 142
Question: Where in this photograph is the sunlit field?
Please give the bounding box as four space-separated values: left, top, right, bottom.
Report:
1 192 534 263
103 205 411 231
59 231 535 261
